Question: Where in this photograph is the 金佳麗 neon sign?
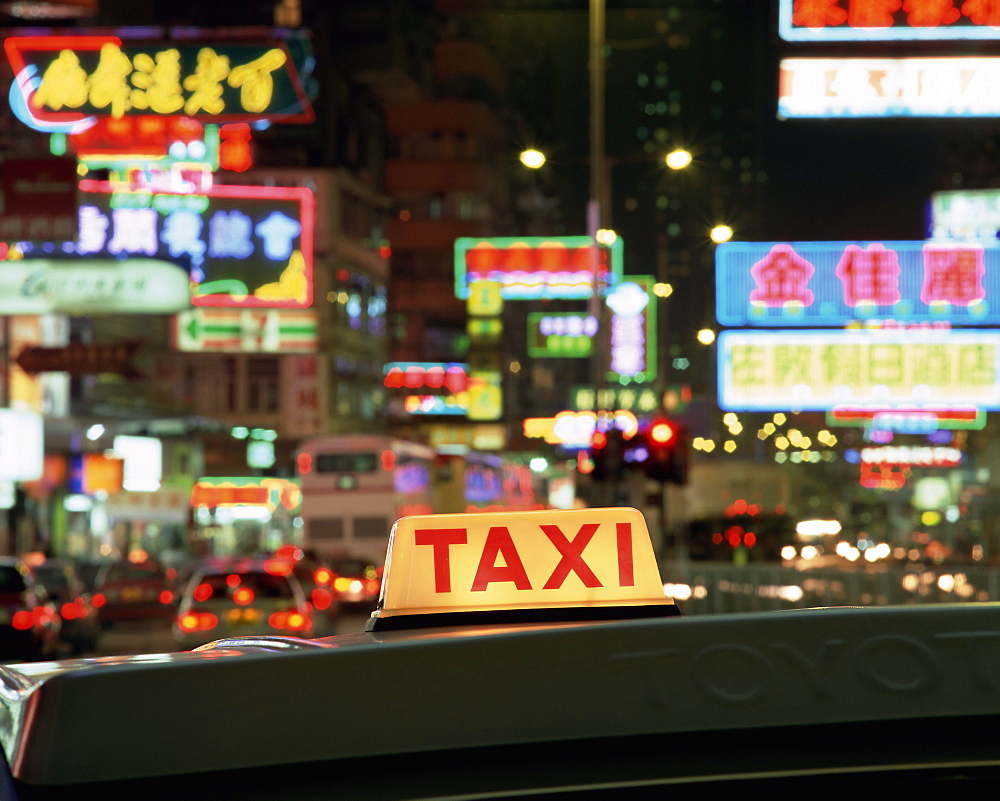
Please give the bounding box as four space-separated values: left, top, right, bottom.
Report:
718 329 1000 411
779 0 1000 41
716 240 1000 326
4 35 315 128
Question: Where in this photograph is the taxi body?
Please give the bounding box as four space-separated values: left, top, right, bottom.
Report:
2 509 1000 799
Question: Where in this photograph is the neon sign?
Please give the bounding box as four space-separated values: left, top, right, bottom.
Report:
526 313 597 358
778 57 1000 118
39 179 315 308
779 0 1000 41
860 445 963 468
607 276 656 383
717 241 1000 326
4 34 315 126
827 406 986 431
454 236 623 300
718 329 1000 411
190 477 302 513
929 189 1000 240
570 385 664 414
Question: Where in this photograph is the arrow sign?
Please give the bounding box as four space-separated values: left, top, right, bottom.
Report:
15 342 143 379
174 309 318 353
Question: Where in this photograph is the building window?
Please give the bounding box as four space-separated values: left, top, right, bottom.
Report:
247 357 280 412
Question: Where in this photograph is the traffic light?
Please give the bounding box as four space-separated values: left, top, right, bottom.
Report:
589 427 626 482
645 417 688 485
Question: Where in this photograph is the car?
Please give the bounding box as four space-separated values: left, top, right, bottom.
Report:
271 545 341 626
328 555 383 612
89 557 177 628
28 557 101 655
172 556 316 649
0 556 62 662
3 507 1000 800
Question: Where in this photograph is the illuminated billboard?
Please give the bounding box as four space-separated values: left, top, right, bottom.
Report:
527 313 597 358
778 57 1000 118
779 0 1000 41
718 329 1000 411
607 276 656 383
4 33 315 131
929 189 1000 240
454 236 623 300
716 240 1000 326
30 180 314 308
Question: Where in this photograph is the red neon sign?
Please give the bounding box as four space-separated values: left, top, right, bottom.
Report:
749 244 814 306
835 243 901 306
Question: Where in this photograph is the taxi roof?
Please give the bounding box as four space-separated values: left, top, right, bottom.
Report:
4 604 1000 796
3 508 1000 798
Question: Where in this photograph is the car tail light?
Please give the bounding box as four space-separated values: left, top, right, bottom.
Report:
177 610 218 633
364 579 380 596
11 610 33 630
159 589 174 605
311 587 332 610
193 583 212 603
313 567 332 585
91 593 106 608
232 587 254 606
60 601 82 620
268 609 310 631
334 577 352 593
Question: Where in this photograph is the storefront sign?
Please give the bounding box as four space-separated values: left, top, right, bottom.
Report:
719 329 1000 410
778 57 1000 117
5 33 315 127
190 477 302 514
0 410 43 481
173 308 318 352
779 0 1000 41
50 180 315 308
455 236 623 300
717 240 1000 326
0 258 190 314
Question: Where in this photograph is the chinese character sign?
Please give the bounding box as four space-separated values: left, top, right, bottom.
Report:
718 329 1000 411
717 240 1000 325
65 180 314 308
4 34 315 128
780 0 1000 41
454 236 624 300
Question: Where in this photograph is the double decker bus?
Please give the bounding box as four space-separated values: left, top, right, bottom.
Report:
294 435 436 564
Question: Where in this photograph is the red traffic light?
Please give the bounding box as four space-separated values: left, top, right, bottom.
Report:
591 431 609 449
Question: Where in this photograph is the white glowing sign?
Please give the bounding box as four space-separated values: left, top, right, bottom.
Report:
112 435 162 492
929 189 1000 240
778 57 1000 118
719 329 1000 411
860 446 962 468
0 410 43 481
0 258 191 314
606 277 656 382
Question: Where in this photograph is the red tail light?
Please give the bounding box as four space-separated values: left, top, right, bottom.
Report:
91 593 106 608
60 601 82 620
193 583 212 603
177 610 218 633
311 587 332 611
11 610 33 630
159 589 174 605
364 579 380 596
232 587 254 606
268 609 310 631
313 567 332 585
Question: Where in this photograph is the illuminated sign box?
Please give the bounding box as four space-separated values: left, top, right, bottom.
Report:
48 180 315 308
827 407 986 432
778 0 1000 41
716 240 1000 326
173 308 318 352
454 236 623 300
607 276 656 383
778 58 1000 118
190 477 302 514
527 312 597 358
0 258 191 314
718 329 1000 411
5 34 315 129
929 189 1000 240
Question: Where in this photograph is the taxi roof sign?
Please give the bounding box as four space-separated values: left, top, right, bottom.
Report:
368 507 677 630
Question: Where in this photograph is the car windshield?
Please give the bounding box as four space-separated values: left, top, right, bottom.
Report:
0 566 26 597
104 563 165 583
190 571 295 601
32 566 70 594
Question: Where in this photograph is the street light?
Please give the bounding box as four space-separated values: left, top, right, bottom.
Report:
664 148 693 170
710 224 733 244
519 148 546 169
